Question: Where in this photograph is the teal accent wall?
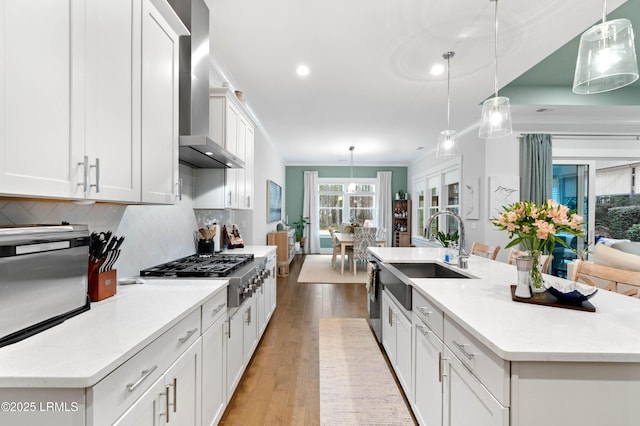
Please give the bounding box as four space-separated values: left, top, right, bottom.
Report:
285 166 408 248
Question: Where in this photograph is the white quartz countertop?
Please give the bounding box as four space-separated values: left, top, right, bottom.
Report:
369 247 640 363
221 245 276 258
0 279 227 388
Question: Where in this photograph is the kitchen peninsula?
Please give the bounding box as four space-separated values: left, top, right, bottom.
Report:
0 245 276 426
369 246 640 426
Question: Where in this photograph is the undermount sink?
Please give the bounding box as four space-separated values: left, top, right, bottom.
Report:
388 262 471 279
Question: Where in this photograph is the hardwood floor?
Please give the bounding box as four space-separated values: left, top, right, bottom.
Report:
219 254 413 425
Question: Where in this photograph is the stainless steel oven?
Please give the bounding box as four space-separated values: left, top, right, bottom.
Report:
0 224 91 347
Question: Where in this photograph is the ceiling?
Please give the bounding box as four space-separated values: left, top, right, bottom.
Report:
206 0 639 165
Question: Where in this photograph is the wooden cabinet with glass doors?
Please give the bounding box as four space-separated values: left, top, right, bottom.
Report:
393 199 412 247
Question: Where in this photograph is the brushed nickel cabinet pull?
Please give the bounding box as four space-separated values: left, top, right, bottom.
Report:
173 377 177 413
452 340 474 360
178 328 198 344
90 157 100 193
126 365 158 392
416 324 430 336
165 384 171 423
212 303 226 315
77 155 89 193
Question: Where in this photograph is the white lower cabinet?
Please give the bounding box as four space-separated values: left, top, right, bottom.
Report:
443 346 508 426
412 312 443 426
113 377 164 426
226 303 245 401
410 288 509 426
381 290 412 401
162 341 202 426
114 340 201 426
243 294 258 365
267 255 277 317
201 293 227 426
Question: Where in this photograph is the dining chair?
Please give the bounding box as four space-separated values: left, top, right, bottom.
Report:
507 248 553 274
329 227 352 270
568 260 640 297
352 227 377 276
470 242 501 260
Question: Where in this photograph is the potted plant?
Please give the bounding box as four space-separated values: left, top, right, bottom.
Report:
436 230 459 248
292 216 311 250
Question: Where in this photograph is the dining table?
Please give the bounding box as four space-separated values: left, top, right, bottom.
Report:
334 232 386 275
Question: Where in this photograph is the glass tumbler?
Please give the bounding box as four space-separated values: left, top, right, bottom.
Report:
515 256 533 298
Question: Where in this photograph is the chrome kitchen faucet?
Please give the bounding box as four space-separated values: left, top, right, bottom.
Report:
425 211 469 268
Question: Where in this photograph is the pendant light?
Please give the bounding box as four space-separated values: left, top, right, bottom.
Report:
347 146 357 193
437 51 459 157
573 0 639 94
478 0 512 139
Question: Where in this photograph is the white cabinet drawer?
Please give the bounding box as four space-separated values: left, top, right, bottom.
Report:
412 289 443 339
444 316 510 406
87 308 200 426
201 287 227 332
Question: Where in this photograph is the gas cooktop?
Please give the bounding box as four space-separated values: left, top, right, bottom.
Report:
140 253 254 277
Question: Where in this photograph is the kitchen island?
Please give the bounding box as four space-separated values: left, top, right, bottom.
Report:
369 246 640 426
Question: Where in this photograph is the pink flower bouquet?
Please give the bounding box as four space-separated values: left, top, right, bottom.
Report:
492 199 585 254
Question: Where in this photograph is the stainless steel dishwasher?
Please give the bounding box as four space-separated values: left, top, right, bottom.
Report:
366 257 382 342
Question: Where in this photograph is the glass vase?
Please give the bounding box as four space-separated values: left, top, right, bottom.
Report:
529 250 545 293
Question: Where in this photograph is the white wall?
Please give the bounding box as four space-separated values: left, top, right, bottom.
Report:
250 126 286 245
482 134 520 262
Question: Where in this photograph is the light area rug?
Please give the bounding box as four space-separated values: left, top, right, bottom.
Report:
319 318 414 425
298 255 367 284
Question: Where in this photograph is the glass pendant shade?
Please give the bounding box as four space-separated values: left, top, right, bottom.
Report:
347 146 356 193
573 18 639 94
437 130 459 157
478 96 512 139
437 51 459 158
478 0 512 139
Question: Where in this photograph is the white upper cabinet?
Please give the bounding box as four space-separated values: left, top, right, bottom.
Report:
140 0 183 204
0 0 186 204
0 0 80 199
81 0 140 202
194 88 255 209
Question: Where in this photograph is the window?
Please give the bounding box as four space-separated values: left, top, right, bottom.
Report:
318 179 376 230
414 178 425 237
412 162 461 244
428 182 440 236
319 183 344 230
552 163 590 278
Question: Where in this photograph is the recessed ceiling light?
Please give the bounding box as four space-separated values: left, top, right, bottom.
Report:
430 64 445 75
417 146 424 150
205 151 213 156
296 64 310 77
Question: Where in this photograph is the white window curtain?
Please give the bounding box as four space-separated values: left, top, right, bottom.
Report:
303 171 320 253
376 171 392 247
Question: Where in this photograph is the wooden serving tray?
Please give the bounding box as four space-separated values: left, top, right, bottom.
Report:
510 285 596 312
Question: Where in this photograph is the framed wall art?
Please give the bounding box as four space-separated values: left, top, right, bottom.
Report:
488 175 520 220
463 177 480 220
267 180 282 223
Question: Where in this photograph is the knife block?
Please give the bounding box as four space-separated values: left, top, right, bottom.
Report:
88 269 117 302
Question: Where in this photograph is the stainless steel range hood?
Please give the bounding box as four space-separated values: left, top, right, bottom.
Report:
168 0 244 169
